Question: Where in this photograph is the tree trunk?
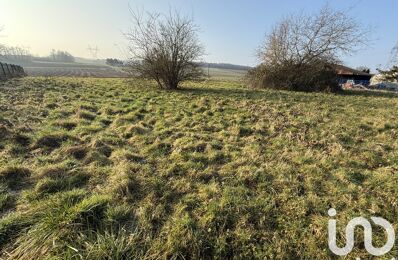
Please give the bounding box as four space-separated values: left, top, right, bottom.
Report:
166 83 178 90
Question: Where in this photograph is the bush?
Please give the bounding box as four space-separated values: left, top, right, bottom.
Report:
250 6 367 93
247 62 341 92
126 10 204 89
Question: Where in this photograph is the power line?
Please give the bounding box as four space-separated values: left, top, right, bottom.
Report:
87 45 99 59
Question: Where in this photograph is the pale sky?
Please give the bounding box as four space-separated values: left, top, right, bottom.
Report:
1 0 397 69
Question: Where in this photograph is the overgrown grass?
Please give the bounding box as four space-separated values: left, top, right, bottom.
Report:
0 77 397 259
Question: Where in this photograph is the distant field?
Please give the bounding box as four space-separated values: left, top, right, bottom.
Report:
25 66 129 78
22 61 248 80
206 67 248 80
23 61 129 78
1 77 397 259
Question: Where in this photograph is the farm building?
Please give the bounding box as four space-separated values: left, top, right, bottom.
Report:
336 65 373 86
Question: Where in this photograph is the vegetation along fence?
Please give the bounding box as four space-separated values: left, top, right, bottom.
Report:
0 62 26 81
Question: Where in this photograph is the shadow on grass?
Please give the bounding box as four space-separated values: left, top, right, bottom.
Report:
180 86 262 98
179 86 336 104
130 78 398 102
341 89 398 99
182 86 398 101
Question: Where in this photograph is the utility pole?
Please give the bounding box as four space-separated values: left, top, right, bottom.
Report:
87 45 99 60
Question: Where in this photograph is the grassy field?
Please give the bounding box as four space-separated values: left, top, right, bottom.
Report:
20 60 248 80
0 77 398 259
205 68 248 81
21 61 129 78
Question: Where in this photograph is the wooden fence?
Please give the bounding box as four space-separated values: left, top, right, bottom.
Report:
0 62 26 81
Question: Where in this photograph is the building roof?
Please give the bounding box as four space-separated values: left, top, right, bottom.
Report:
335 65 373 76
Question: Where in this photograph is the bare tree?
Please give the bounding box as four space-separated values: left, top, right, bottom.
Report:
0 45 32 62
126 9 204 89
250 6 369 92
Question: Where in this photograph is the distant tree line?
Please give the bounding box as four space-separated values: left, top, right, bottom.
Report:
0 45 75 65
0 44 32 62
197 62 251 71
49 50 75 63
32 50 75 63
106 58 125 67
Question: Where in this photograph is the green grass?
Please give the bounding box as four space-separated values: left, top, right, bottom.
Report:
0 77 398 259
206 67 248 81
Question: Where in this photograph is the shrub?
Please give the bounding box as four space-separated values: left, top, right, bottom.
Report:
247 62 340 92
250 6 367 92
126 10 204 89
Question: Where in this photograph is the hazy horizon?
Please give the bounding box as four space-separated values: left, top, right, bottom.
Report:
1 0 397 70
